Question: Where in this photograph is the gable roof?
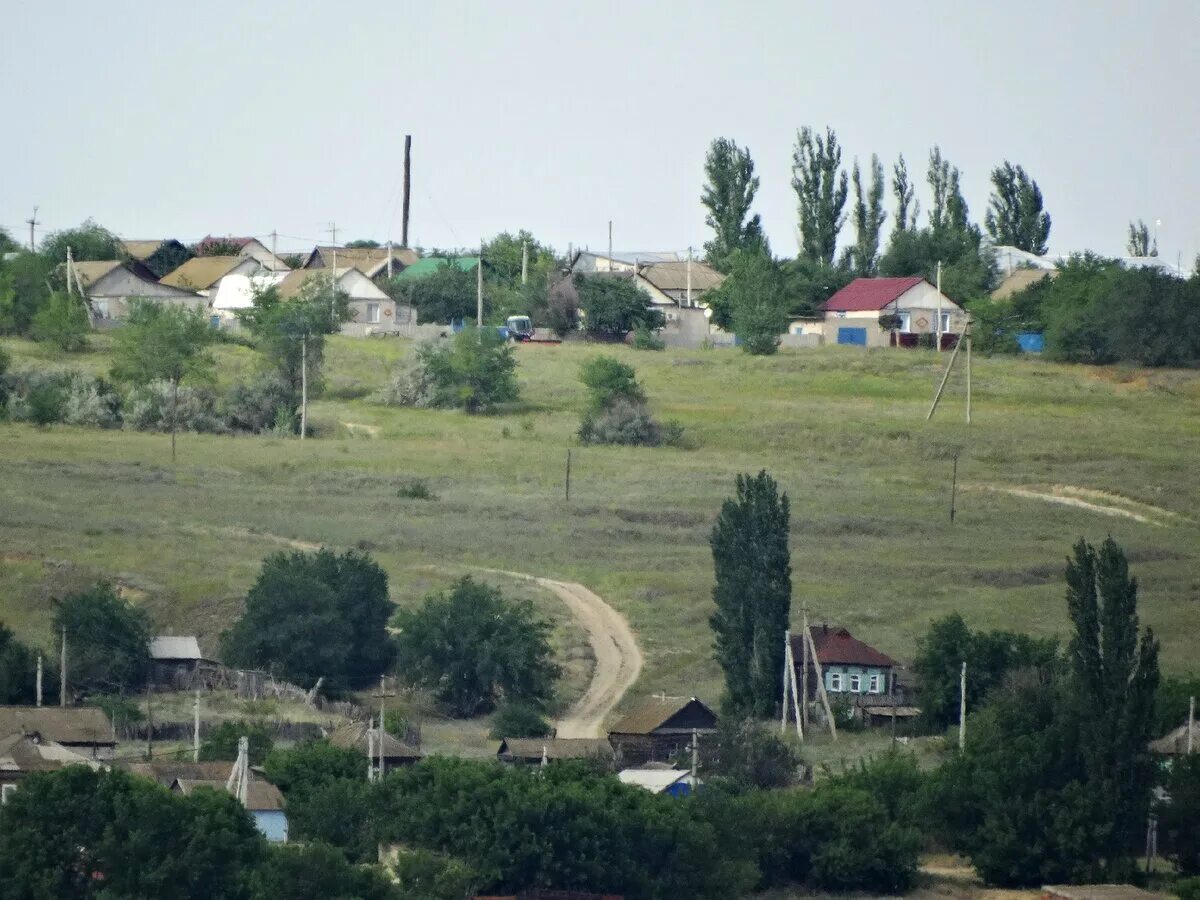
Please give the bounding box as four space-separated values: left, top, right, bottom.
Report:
327 722 421 760
275 267 387 301
172 777 286 811
1148 721 1198 755
72 260 125 287
617 767 692 793
160 255 252 289
991 267 1057 300
823 277 926 312
120 240 167 260
638 260 724 293
497 738 614 761
149 636 204 661
307 246 420 273
391 256 478 281
609 696 716 735
791 626 898 668
193 235 258 254
0 707 115 745
0 732 101 773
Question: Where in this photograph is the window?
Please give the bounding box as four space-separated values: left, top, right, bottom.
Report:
849 674 862 693
869 674 882 694
366 303 380 324
828 672 842 692
898 311 911 333
1 783 15 804
939 312 951 333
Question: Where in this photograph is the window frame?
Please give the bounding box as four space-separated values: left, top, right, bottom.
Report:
366 302 381 324
828 672 842 692
849 673 862 693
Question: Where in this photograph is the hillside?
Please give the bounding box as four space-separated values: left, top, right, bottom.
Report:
2 335 1198 715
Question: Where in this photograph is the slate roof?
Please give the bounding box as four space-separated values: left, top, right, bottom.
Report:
637 260 724 293
308 246 419 272
172 778 286 811
822 276 925 312
0 733 101 773
327 722 421 760
608 696 716 736
120 240 166 260
71 260 124 286
149 636 204 661
991 267 1057 299
617 767 692 793
497 738 613 761
160 255 249 289
0 707 115 745
791 626 898 668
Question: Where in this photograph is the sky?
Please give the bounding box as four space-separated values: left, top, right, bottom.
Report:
2 0 1198 266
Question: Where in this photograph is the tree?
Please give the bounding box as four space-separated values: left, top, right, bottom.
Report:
1127 219 1156 257
984 161 1051 254
394 577 560 716
0 251 54 336
720 250 788 355
0 227 18 255
394 260 479 324
30 291 90 351
489 701 552 739
927 145 968 234
37 219 120 264
137 240 194 279
1064 536 1159 874
263 740 365 796
221 549 396 693
891 154 920 238
482 230 557 289
846 155 886 275
701 137 768 272
575 273 663 339
913 613 1058 730
791 126 848 264
345 239 381 249
579 355 644 410
1158 756 1200 875
409 327 520 413
192 237 243 257
199 720 275 766
709 471 791 717
707 718 799 789
111 300 216 461
53 583 151 698
0 623 41 704
251 843 402 900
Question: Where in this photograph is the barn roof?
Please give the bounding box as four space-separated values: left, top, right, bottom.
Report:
149 636 204 661
160 255 249 289
637 260 724 293
497 738 613 761
791 626 898 668
0 733 101 773
1149 721 1198 755
822 276 925 312
609 696 716 735
0 706 116 745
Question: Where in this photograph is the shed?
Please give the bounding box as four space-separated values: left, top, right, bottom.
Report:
148 636 216 688
328 722 422 767
617 766 697 797
497 738 614 765
0 706 116 759
607 696 716 765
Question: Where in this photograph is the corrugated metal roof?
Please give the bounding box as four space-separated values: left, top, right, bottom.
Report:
392 257 478 281
72 260 124 286
790 626 898 668
822 277 925 312
309 246 420 272
617 767 690 793
0 706 115 745
160 255 249 289
497 738 613 760
120 240 166 260
148 636 203 661
608 696 715 736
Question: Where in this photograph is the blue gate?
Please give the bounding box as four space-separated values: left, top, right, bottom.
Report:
837 327 867 346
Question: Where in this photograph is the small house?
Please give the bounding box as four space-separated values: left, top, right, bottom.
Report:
209 271 289 325
276 267 412 337
72 260 205 322
635 260 724 310
148 636 217 689
496 737 614 765
569 249 683 274
0 732 103 802
159 255 265 295
0 707 117 760
327 722 422 768
617 766 697 797
119 239 194 279
193 236 290 272
791 625 899 702
304 245 419 280
821 276 965 348
607 696 717 766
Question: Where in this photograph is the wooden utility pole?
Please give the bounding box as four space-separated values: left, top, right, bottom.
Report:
378 700 386 780
300 335 308 439
476 241 484 326
780 630 790 735
804 614 837 740
690 729 699 789
607 220 613 271
564 449 572 501
950 451 959 524
958 661 967 751
25 206 39 251
401 134 412 249
521 240 528 285
193 691 201 762
270 230 278 263
36 654 42 707
60 626 67 707
386 239 394 279
145 684 154 759
935 260 943 351
785 632 803 740
326 221 338 247
686 246 693 307
800 613 809 730
366 719 376 782
966 337 972 425
926 318 970 420
65 246 74 296
1189 695 1195 755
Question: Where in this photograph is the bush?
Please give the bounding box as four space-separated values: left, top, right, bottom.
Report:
706 718 800 789
0 622 41 704
198 720 275 766
12 371 66 426
251 842 401 900
1159 756 1200 875
1176 877 1200 900
579 355 644 410
4 370 121 428
223 373 297 434
489 701 552 739
124 380 226 434
389 847 478 900
87 694 144 733
578 397 682 447
30 291 90 351
394 577 560 716
575 273 664 339
631 325 665 350
396 478 437 500
52 583 151 697
380 329 519 413
60 372 121 427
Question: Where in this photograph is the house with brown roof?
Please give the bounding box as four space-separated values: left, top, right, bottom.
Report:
276 267 412 336
305 245 419 280
193 236 290 272
0 706 117 760
496 737 614 765
327 722 422 768
607 696 716 766
71 260 205 322
821 276 964 348
0 732 103 802
160 255 264 295
119 239 194 279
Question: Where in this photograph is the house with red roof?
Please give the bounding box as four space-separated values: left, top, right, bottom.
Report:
790 624 900 701
821 276 964 348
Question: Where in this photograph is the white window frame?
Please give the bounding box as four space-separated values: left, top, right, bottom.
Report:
828 672 842 692
849 674 862 693
898 311 912 333
1 783 15 804
366 302 380 324
869 674 882 694
939 312 951 333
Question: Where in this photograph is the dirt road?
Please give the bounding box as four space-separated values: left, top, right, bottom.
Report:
485 570 643 739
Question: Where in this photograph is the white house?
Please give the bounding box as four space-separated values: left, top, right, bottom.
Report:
821 276 965 348
276 267 413 337
72 261 206 322
160 256 265 296
210 272 289 324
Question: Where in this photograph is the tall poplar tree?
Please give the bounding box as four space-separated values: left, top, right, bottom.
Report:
984 161 1051 254
1126 219 1156 257
701 138 768 272
709 471 791 717
847 154 886 275
927 145 972 237
891 154 920 239
791 126 848 264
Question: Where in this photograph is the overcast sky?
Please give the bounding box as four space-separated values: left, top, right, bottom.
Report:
2 0 1197 265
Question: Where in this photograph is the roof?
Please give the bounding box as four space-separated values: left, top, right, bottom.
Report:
308 246 419 273
193 235 258 254
617 767 691 793
497 738 614 761
148 636 204 661
72 260 124 287
862 705 921 718
120 240 166 260
211 272 289 311
637 261 724 293
991 267 1057 299
574 250 683 267
1148 721 1198 755
327 722 421 760
1041 886 1174 900
822 277 925 312
609 696 716 736
391 256 478 281
160 255 251 289
172 778 286 811
124 760 245 785
0 707 115 745
276 267 388 301
791 626 899 668
0 732 101 773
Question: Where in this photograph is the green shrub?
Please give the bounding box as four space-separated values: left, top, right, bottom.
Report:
198 720 275 766
30 291 90 351
489 701 552 739
223 374 296 434
631 325 665 350
380 329 519 413
124 380 226 433
396 478 437 500
578 397 682 447
23 375 65 426
60 372 121 427
579 355 644 411
1175 877 1200 900
707 718 800 789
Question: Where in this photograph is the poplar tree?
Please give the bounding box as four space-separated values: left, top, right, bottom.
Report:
927 145 972 237
1126 219 1156 257
847 154 886 275
710 471 791 717
791 127 848 264
701 138 768 272
891 153 920 239
984 161 1051 254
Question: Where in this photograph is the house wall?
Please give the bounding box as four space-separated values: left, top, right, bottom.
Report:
253 810 288 843
89 270 206 321
239 240 289 272
815 664 892 698
825 284 967 348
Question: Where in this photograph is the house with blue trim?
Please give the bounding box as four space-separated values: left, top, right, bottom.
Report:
791 625 899 701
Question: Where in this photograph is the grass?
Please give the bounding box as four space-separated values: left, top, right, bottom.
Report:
2 335 1199 727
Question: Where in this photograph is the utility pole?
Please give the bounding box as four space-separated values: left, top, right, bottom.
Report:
386 239 394 279
690 729 699 790
804 613 837 739
326 221 338 247
476 240 484 326
36 654 42 707
1189 695 1195 755
270 229 278 263
60 626 67 707
366 718 376 782
521 240 528 285
378 700 386 781
193 691 201 762
935 260 943 352
926 320 968 420
26 206 39 252
800 610 809 730
66 246 74 296
966 337 972 425
950 451 959 524
564 449 572 501
300 334 308 440
686 246 693 307
608 220 613 271
781 630 802 740
145 683 154 759
401 134 412 249
958 661 967 751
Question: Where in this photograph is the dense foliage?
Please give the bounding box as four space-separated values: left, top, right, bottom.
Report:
706 717 799 789
250 842 402 900
30 291 90 351
575 273 663 339
489 701 552 739
1159 756 1200 875
52 583 151 698
392 259 479 324
221 549 396 693
394 577 559 716
384 327 519 413
37 219 121 264
713 250 790 354
0 622 42 704
791 126 848 265
576 355 679 446
198 720 275 766
701 137 768 271
710 471 791 717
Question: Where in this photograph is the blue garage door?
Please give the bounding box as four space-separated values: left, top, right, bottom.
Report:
837 327 867 346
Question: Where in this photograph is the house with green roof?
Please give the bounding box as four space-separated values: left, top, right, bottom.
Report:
391 256 479 281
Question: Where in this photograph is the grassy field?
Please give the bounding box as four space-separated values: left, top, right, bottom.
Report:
2 334 1198 726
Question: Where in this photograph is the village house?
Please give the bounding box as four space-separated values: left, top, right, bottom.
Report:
304 245 420 280
0 732 103 802
327 721 422 768
125 761 288 842
148 636 217 690
118 239 194 279
209 271 289 325
275 267 412 337
159 255 265 295
822 276 964 348
790 625 919 726
193 236 290 272
496 737 614 765
0 706 117 761
570 249 683 274
71 260 205 323
607 696 717 766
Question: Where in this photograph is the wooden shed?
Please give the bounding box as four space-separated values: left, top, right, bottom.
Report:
607 696 716 766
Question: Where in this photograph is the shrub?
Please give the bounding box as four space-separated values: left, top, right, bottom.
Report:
707 718 800 789
30 291 90 351
223 373 296 434
631 325 665 350
1176 877 1200 900
380 329 519 413
4 370 120 428
251 842 401 900
124 380 226 434
578 397 681 447
198 720 275 766
0 622 41 704
389 847 478 900
1159 756 1200 875
489 701 552 739
575 273 664 339
0 345 9 410
87 694 144 734
579 355 644 410
20 373 66 426
60 372 121 427
396 478 437 500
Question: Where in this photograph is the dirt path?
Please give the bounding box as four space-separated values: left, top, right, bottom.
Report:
968 483 1183 527
484 570 643 739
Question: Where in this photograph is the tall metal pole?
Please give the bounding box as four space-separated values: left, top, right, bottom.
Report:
401 135 412 249
26 206 39 252
686 246 693 307
958 661 967 750
476 241 484 326
935 260 944 352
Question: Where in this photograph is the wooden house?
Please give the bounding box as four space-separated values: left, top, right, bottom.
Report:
607 696 716 766
327 722 422 768
0 732 102 803
496 737 613 765
0 706 116 760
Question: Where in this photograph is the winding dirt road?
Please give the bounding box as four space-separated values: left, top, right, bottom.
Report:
484 570 643 738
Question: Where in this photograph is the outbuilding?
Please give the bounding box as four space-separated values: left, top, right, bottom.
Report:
607 696 716 766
